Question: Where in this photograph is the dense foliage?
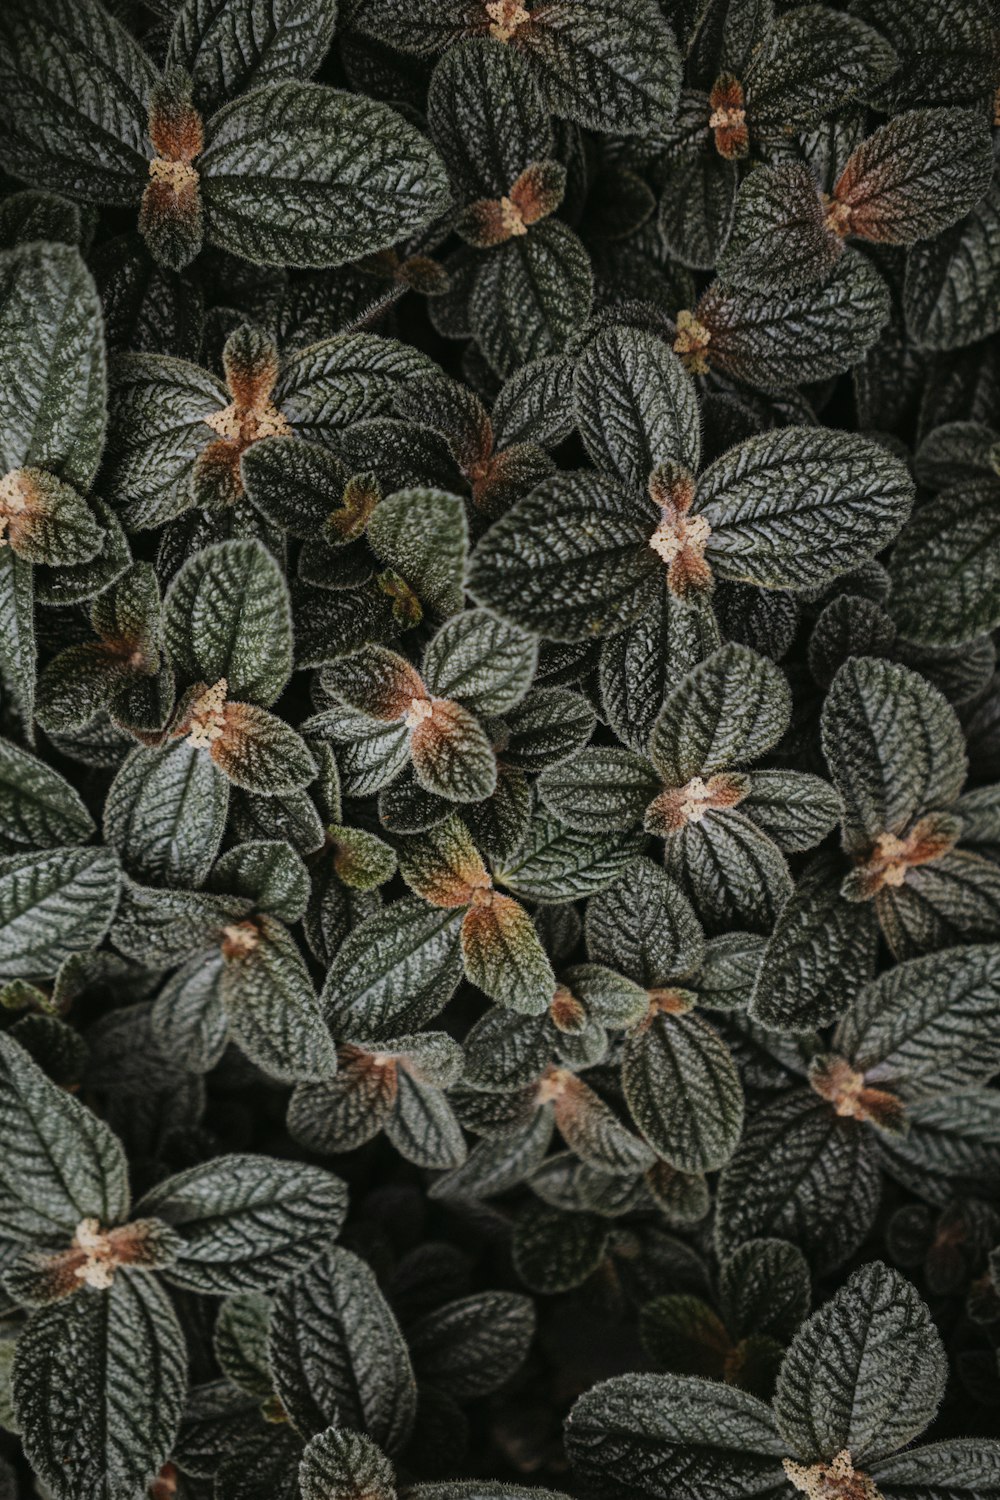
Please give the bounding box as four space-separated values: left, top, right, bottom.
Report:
0 0 999 1496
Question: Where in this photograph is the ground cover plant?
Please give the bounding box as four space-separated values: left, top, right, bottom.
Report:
0 0 999 1496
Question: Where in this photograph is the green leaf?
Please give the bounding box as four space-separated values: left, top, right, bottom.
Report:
0 0 155 205
719 1239 811 1343
492 353 577 449
240 435 346 538
834 944 1000 1097
461 891 555 1013
165 539 293 704
0 241 107 490
872 1440 1000 1499
469 472 656 642
427 37 552 200
0 469 103 567
599 590 718 754
367 489 468 619
111 881 249 967
0 189 84 251
749 855 878 1032
649 645 790 784
538 748 661 832
0 847 121 980
269 1246 416 1453
209 704 318 797
696 251 891 391
214 1292 274 1399
717 162 839 293
904 177 1000 351
745 6 897 132
423 609 538 716
212 840 310 922
887 481 1000 646
623 1012 744 1172
518 0 681 135
820 657 966 853
387 1065 467 1169
200 82 451 267
167 0 340 114
0 549 36 729
103 741 229 887
103 354 226 531
138 1153 347 1293
287 1050 396 1156
320 898 464 1038
408 1291 534 1399
275 333 439 444
639 1294 732 1379
831 108 993 246
12 1272 186 1500
740 772 839 853
0 1031 128 1239
565 1372 785 1500
697 429 913 592
574 327 700 488
431 1113 552 1203
512 1204 610 1293
773 1261 946 1463
495 811 641 904
502 687 597 771
585 857 704 988
151 952 227 1074
222 915 337 1082
300 1429 397 1500
850 0 992 109
716 1091 881 1274
0 738 94 850
469 221 594 377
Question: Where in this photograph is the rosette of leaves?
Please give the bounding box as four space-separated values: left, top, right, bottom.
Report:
540 644 840 930
566 1261 1000 1500
346 0 682 136
391 813 556 1012
111 841 337 1083
287 1028 467 1170
35 562 173 739
312 608 538 806
638 1239 811 1400
158 536 317 799
461 910 649 1091
821 656 1000 958
0 241 110 725
175 1243 539 1494
583 855 761 1171
437 856 759 1219
0 0 451 270
717 943 1000 1271
452 1033 656 1192
470 324 914 640
655 0 898 270
717 109 994 294
392 372 555 520
426 39 593 377
103 320 442 530
0 1032 347 1500
886 421 1000 647
373 683 596 866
